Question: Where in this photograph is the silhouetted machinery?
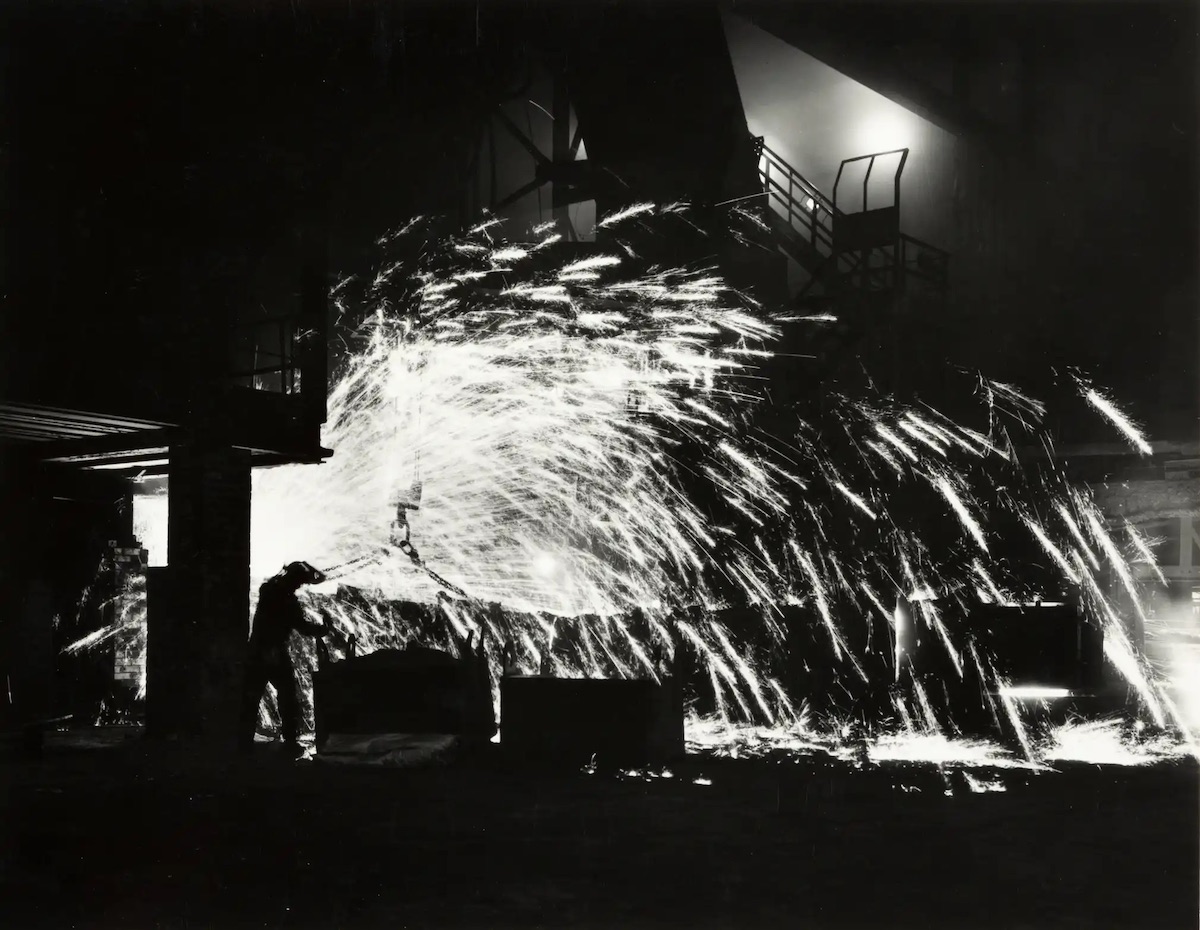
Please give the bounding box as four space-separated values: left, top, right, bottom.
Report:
312 636 685 768
312 635 495 752
312 643 686 768
500 674 685 769
308 589 686 768
496 613 686 769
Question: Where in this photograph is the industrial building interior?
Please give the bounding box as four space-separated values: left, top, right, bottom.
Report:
1 1 1198 928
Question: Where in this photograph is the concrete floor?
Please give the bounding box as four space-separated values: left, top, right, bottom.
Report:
2 731 1197 929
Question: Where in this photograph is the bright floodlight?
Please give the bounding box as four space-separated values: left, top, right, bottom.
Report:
853 107 912 155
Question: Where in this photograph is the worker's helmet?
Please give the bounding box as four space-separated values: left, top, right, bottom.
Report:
280 561 327 586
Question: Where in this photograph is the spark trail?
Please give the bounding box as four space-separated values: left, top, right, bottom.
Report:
71 205 1189 756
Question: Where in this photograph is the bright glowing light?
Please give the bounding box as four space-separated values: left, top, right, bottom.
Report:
1145 601 1200 738
684 718 1190 769
92 459 169 471
852 108 912 155
867 733 1032 769
534 553 559 577
1042 717 1191 766
997 686 1072 700
132 493 168 567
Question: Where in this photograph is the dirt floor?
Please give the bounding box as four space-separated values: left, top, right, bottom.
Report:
2 730 1197 930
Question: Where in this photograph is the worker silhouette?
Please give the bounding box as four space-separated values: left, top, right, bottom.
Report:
238 561 331 756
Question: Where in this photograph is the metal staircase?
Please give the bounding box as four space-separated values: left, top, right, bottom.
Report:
754 137 949 315
749 137 953 401
752 137 951 394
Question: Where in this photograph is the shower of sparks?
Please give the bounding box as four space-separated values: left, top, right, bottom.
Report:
867 732 1032 769
1125 521 1167 586
67 204 1192 760
931 473 988 552
683 716 1187 769
1040 717 1192 766
596 202 656 229
1079 381 1154 456
64 574 148 699
963 772 1007 792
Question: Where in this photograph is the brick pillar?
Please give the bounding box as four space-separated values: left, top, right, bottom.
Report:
147 442 251 744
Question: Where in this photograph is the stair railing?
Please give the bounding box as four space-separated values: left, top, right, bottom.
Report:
898 232 950 290
755 137 836 256
754 136 950 304
754 137 868 292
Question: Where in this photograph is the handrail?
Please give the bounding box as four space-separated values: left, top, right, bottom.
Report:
833 148 909 215
763 175 833 254
753 137 948 302
758 141 836 213
757 142 834 256
897 230 944 253
898 233 950 287
755 137 860 279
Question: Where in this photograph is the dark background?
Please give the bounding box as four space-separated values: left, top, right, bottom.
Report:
2 0 1196 438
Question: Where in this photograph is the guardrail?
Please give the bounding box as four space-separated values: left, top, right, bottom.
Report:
753 136 949 299
756 137 837 258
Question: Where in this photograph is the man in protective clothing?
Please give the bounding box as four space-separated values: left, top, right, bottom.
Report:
238 561 332 755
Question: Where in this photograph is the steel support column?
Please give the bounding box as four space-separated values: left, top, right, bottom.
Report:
146 442 252 743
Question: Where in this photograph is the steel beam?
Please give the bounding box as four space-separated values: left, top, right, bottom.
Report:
24 429 179 462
